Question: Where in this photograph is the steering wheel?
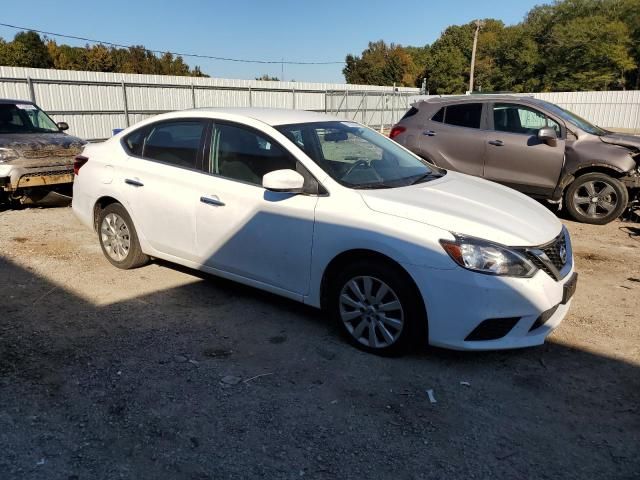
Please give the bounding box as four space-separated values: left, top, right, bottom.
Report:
343 159 370 177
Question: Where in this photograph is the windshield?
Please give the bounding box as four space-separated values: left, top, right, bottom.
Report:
539 101 607 136
276 121 443 189
0 103 60 134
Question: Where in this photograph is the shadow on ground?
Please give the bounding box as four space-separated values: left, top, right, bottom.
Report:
1 256 638 480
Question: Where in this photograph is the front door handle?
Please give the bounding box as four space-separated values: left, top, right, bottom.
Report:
488 140 504 146
200 195 225 207
125 178 144 187
423 130 437 136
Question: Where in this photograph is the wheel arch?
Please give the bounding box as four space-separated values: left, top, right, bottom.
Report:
557 165 630 199
570 164 629 179
93 195 124 232
319 248 426 313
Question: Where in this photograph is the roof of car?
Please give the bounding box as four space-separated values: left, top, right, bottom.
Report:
0 98 36 105
415 94 541 105
187 107 342 126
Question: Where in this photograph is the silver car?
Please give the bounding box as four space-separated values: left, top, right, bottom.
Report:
391 95 640 225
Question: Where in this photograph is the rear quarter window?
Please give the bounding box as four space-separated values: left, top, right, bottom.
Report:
124 128 146 156
400 107 419 121
431 108 444 123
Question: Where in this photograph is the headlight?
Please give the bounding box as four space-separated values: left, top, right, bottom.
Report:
0 148 20 163
440 235 537 277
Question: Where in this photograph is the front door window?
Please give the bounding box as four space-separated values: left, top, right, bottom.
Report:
493 104 560 136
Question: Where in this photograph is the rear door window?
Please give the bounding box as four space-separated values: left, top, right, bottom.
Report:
443 103 482 129
140 120 206 169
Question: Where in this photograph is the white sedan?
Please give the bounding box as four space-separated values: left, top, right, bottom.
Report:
72 108 577 354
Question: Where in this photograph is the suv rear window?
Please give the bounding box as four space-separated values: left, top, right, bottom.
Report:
443 103 482 129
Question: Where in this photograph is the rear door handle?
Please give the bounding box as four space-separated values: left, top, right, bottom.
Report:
125 178 144 187
423 130 437 136
488 140 504 146
200 195 225 207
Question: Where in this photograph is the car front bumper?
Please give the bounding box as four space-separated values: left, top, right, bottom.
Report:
404 262 576 351
0 163 74 192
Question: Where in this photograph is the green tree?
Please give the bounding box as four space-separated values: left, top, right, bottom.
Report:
422 45 468 94
343 40 418 86
490 25 541 92
255 74 280 81
543 15 635 90
4 31 52 68
47 41 87 70
85 44 115 72
0 38 9 65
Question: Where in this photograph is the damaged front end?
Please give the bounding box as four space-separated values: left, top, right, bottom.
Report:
0 135 85 204
614 143 640 222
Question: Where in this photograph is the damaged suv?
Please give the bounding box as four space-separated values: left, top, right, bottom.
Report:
391 96 640 224
0 99 85 205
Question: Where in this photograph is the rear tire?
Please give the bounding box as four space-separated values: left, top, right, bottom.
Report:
565 173 628 225
326 258 427 356
97 203 149 269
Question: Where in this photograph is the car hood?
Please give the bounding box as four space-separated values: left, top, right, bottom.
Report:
360 171 562 247
0 132 85 151
600 133 640 152
0 132 86 166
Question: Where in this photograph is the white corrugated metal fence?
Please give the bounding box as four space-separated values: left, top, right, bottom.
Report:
0 67 419 140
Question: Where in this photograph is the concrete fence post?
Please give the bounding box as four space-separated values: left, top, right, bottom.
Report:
26 77 36 103
121 80 130 127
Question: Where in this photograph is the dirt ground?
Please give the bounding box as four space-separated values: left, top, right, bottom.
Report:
0 204 638 480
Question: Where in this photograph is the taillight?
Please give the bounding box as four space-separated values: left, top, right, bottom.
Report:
73 155 88 175
389 125 406 140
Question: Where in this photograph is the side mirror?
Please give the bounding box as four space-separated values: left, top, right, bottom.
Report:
263 169 305 193
57 122 69 131
538 127 557 145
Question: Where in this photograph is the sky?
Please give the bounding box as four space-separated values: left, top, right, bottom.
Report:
0 0 543 84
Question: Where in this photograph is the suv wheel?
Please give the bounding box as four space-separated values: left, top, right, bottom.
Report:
327 259 426 355
565 173 628 225
97 203 149 269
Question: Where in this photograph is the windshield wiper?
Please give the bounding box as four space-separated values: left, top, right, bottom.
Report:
351 182 395 190
410 172 444 185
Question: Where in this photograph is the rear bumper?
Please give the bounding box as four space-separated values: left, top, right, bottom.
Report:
0 163 74 192
404 262 575 351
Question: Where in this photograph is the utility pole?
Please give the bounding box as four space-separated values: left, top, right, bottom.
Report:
469 20 484 94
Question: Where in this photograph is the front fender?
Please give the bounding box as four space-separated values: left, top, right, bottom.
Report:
566 140 636 176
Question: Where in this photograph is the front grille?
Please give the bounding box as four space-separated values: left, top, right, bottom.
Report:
21 168 74 178
523 230 569 281
20 146 82 159
527 255 555 278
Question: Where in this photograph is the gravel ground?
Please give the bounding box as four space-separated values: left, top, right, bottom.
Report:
0 204 638 480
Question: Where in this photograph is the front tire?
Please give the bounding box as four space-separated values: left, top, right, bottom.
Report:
97 203 149 269
327 259 427 355
565 173 628 225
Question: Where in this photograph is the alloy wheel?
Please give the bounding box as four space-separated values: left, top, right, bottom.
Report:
339 276 404 349
572 180 619 219
100 213 131 262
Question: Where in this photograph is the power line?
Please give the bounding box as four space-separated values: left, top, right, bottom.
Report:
0 22 346 65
